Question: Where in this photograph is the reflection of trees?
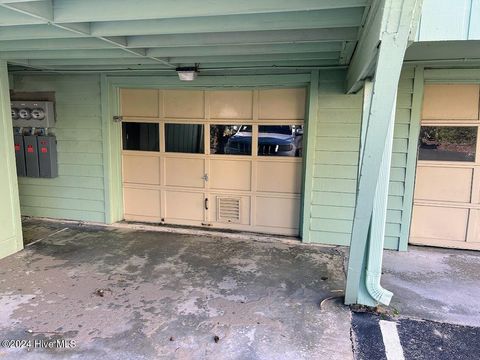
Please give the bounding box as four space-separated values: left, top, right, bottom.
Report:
210 125 234 154
419 126 477 156
420 127 476 146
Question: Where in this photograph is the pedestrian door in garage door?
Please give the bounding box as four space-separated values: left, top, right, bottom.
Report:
119 88 305 236
410 84 480 250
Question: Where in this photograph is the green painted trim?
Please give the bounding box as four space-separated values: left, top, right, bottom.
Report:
301 70 319 242
103 73 313 226
101 75 113 223
107 74 312 88
102 75 123 223
424 69 480 82
398 66 424 251
0 60 23 259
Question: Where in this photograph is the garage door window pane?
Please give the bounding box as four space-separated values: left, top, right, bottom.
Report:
418 126 477 162
122 122 159 152
211 125 252 155
258 125 303 157
165 123 204 153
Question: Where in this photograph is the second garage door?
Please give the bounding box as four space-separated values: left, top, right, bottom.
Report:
410 84 480 250
120 88 306 236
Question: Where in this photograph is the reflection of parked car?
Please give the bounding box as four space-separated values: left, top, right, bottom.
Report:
224 125 303 156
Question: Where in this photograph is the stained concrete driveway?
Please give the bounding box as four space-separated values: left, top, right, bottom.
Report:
0 220 352 360
2 219 479 360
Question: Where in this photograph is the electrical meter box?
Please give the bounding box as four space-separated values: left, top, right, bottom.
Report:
24 135 40 177
11 101 55 128
13 134 26 177
37 135 58 178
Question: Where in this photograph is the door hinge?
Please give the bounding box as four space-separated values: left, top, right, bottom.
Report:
113 115 123 123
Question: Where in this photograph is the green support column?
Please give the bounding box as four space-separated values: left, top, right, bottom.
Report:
344 0 423 306
0 60 23 259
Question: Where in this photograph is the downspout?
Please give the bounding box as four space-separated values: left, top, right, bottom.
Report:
364 88 397 306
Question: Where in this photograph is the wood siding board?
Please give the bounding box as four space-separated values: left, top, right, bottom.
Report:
20 206 105 223
18 184 104 201
311 68 414 249
13 74 105 222
19 195 104 213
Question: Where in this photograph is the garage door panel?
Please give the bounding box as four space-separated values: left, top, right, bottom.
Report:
415 166 473 203
210 159 251 191
165 157 205 188
121 89 159 118
164 90 204 119
124 188 161 219
258 88 306 120
466 210 480 244
165 191 204 221
209 91 253 119
121 87 303 236
257 161 301 194
411 205 468 242
422 84 480 120
255 196 300 229
123 155 160 185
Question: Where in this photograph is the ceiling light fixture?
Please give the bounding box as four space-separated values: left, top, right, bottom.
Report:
176 66 198 81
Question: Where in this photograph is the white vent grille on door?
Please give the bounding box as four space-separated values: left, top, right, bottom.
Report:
217 197 241 223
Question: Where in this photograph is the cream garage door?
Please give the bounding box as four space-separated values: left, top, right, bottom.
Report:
120 88 305 236
410 84 480 250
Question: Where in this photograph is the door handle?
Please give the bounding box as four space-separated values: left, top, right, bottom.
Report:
204 198 209 210
202 173 209 182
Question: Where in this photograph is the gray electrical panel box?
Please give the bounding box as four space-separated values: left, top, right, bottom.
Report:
24 135 40 177
11 101 55 128
13 134 26 177
37 135 58 178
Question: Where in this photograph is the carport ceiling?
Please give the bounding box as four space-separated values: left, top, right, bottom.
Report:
1 0 371 72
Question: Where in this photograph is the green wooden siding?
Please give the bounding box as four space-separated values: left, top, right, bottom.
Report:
309 68 416 250
12 74 105 223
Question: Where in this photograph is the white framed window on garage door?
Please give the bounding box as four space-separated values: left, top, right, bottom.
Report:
119 88 306 236
410 84 480 250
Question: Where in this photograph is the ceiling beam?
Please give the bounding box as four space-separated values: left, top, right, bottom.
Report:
168 53 340 64
0 49 153 59
127 28 358 48
90 8 365 37
0 0 46 3
195 59 339 68
147 43 342 58
0 2 49 25
53 0 368 23
0 38 123 51
0 24 88 41
0 29 354 51
22 58 166 66
18 53 339 67
18 58 338 68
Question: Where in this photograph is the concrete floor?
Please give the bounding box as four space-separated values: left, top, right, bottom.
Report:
0 219 352 360
1 219 479 359
383 246 480 327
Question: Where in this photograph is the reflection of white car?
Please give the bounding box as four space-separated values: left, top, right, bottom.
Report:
225 125 303 156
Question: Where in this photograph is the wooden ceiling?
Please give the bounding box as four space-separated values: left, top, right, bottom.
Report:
0 0 372 72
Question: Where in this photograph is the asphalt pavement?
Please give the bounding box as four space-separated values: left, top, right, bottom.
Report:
352 312 480 360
